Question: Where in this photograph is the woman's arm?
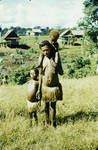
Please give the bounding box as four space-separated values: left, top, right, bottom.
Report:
36 68 42 103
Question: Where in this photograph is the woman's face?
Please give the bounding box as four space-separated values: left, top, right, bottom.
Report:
41 45 50 57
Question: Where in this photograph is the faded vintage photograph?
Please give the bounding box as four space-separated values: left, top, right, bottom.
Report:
0 0 98 149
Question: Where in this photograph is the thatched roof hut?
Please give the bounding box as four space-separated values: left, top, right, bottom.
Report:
59 29 84 45
60 29 83 38
3 29 20 47
60 29 73 38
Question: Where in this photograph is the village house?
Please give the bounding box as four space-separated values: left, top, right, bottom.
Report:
59 29 84 46
1 29 20 48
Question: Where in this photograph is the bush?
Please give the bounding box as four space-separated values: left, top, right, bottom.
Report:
66 56 92 78
83 37 98 55
10 64 34 84
0 52 5 56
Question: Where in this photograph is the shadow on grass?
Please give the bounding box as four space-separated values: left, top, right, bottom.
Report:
18 44 30 49
8 44 30 49
57 111 98 125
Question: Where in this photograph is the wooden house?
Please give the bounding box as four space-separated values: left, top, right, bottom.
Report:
59 29 84 45
60 30 73 44
3 29 20 47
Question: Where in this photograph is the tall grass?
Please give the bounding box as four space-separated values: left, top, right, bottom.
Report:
0 76 98 150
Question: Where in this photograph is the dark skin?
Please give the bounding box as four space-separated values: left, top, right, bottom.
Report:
49 32 64 75
38 45 57 127
27 69 39 126
45 102 56 127
29 111 38 126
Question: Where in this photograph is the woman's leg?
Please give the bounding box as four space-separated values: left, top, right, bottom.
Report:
34 111 38 125
51 101 56 127
28 112 33 127
45 102 50 125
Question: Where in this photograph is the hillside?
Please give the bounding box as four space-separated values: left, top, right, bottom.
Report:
1 35 96 84
0 76 98 150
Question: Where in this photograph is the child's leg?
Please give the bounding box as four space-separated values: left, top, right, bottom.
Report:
51 101 56 128
45 102 50 125
34 111 38 125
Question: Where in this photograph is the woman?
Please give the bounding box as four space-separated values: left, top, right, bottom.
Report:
37 40 63 127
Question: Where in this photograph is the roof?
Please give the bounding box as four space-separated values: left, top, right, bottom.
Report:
60 29 84 37
72 30 84 36
60 30 72 37
3 29 20 40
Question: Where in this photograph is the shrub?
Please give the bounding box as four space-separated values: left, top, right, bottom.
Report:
10 64 34 84
0 52 5 56
66 56 92 78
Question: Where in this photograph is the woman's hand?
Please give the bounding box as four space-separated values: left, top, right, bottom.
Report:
36 90 41 101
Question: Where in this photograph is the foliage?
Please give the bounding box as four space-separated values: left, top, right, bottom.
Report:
79 0 98 52
60 47 97 79
66 56 92 78
0 52 5 56
10 64 34 84
0 35 98 83
83 36 98 55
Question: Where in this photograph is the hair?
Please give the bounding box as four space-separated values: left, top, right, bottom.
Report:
39 40 52 49
49 30 59 38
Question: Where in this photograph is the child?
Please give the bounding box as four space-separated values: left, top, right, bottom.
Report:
38 30 63 75
27 68 40 126
49 29 63 75
49 29 59 52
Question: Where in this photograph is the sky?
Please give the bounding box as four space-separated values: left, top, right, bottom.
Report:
0 0 84 28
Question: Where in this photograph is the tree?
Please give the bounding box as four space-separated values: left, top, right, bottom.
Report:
79 0 98 45
1 28 8 36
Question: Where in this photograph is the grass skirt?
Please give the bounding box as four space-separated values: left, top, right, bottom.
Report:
27 100 39 112
42 83 63 102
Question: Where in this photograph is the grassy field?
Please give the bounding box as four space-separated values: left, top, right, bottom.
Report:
0 76 98 150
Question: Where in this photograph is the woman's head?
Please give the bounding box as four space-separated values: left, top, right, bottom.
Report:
39 40 54 57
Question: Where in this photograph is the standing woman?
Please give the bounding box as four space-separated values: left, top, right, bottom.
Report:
37 40 63 127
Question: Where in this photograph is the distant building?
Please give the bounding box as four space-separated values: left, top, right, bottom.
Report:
26 28 32 36
31 26 49 36
26 30 31 36
32 28 42 36
59 29 84 45
2 29 20 48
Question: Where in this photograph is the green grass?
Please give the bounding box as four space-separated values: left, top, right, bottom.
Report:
19 35 49 48
0 76 98 150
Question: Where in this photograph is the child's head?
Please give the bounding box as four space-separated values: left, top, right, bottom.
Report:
49 30 59 43
39 40 53 57
30 68 39 80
